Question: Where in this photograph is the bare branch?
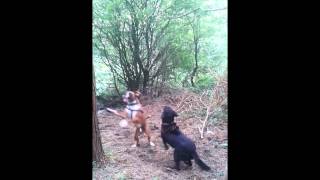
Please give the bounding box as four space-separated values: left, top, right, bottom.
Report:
172 8 200 19
204 7 227 12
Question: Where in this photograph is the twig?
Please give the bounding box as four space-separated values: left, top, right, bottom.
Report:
172 7 227 19
176 94 186 109
199 105 212 139
204 7 227 12
176 94 193 112
199 91 207 107
172 8 200 19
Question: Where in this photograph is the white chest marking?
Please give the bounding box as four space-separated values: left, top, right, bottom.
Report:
126 104 142 119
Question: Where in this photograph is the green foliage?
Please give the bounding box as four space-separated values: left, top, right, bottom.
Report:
94 59 110 95
196 73 215 89
93 0 227 94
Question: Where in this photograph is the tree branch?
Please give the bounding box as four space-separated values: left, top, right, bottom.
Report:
204 7 227 12
172 7 227 19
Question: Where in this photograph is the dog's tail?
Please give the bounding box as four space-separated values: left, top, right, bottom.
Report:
192 151 211 171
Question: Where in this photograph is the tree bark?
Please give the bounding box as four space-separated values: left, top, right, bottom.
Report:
142 70 149 94
190 18 200 87
190 48 198 87
92 66 105 165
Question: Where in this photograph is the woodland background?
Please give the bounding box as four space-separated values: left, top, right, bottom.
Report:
93 0 227 179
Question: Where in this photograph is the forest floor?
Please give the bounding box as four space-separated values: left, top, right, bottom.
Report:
93 91 227 180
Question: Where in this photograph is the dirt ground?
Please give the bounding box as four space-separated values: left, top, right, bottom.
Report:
93 97 227 180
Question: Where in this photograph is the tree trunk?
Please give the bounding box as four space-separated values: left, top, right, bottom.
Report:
190 16 200 87
110 68 121 97
190 35 199 87
127 78 139 91
92 66 105 165
142 70 149 94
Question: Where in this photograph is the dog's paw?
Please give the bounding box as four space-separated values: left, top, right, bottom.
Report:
149 142 155 146
106 108 112 112
131 143 140 148
131 144 137 148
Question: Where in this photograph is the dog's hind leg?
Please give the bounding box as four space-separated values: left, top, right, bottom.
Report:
142 124 155 146
185 160 192 166
132 128 140 148
173 150 181 170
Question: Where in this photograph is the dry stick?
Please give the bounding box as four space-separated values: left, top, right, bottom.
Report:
176 94 186 109
182 95 197 113
178 102 186 111
199 91 208 107
198 104 212 139
177 95 192 110
176 98 187 112
198 87 223 139
198 91 208 138
189 102 193 110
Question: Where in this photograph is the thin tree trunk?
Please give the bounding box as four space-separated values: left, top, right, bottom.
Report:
128 78 139 91
190 16 200 87
111 70 121 97
190 35 199 87
92 66 105 165
142 70 149 94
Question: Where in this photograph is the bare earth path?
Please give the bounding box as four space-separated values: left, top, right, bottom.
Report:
93 98 227 180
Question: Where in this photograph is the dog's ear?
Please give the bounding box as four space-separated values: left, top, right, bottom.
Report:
169 107 179 117
134 90 141 98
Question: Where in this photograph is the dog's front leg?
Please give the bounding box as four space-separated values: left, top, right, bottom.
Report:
162 138 169 150
106 108 127 119
174 161 180 171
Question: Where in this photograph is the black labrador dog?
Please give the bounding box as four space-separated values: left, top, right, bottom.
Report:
161 106 211 171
